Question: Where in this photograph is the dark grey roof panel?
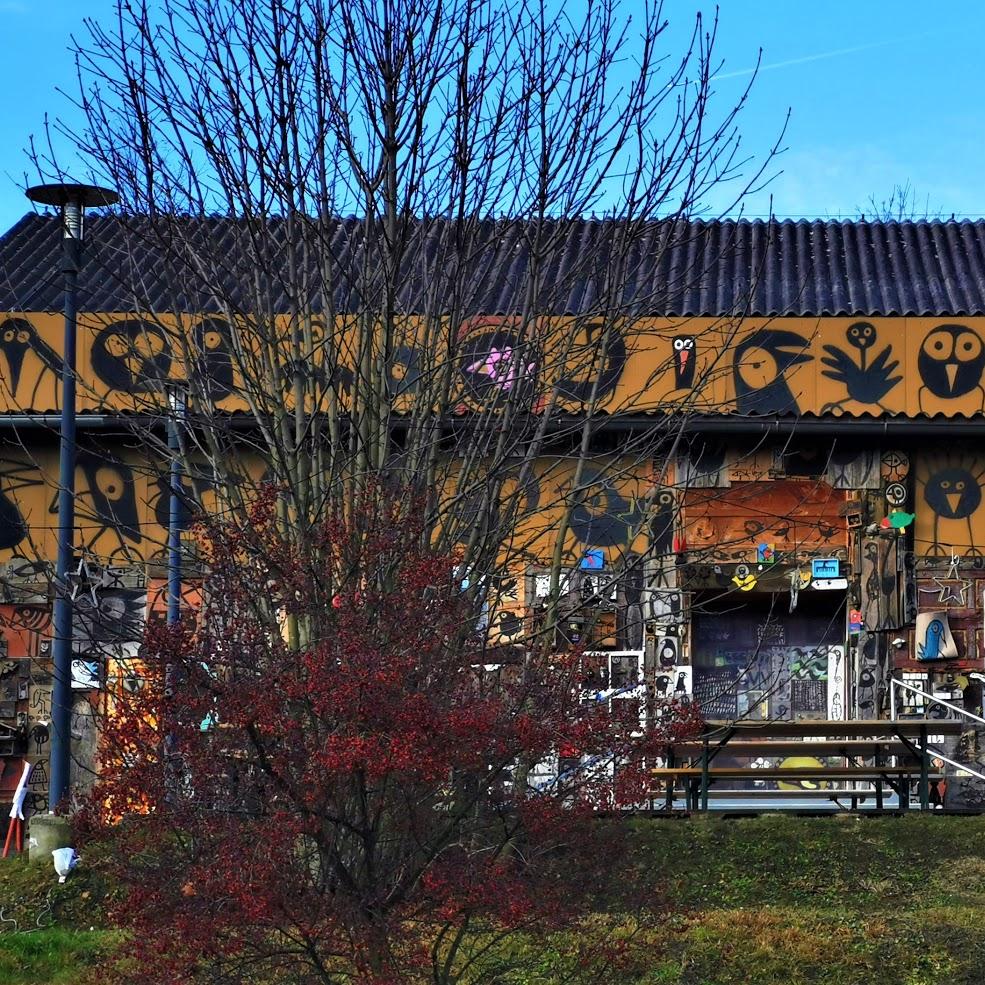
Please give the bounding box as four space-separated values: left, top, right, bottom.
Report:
4 214 985 316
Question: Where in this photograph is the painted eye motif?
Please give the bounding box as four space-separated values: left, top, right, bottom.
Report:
926 331 953 358
95 467 123 501
956 332 982 362
204 331 222 349
2 331 13 342
957 481 966 491
941 481 952 490
16 330 29 343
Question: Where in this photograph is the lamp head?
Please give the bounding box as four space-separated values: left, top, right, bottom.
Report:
26 182 118 241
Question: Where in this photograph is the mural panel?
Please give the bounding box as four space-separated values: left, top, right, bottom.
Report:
0 313 984 419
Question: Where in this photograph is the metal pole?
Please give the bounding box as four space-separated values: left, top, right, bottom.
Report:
27 182 117 812
47 225 81 810
167 392 184 626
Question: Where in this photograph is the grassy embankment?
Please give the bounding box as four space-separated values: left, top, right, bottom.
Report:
2 815 985 983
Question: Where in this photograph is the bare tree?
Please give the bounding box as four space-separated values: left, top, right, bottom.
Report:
4 1 791 975
19 0 780 639
859 181 943 222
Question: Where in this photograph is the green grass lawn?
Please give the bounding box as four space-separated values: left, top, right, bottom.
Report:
3 814 985 983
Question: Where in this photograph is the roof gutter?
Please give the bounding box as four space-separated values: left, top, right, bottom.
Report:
0 411 975 439
573 414 985 438
0 415 114 428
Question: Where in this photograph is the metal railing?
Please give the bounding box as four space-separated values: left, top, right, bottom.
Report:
888 676 985 784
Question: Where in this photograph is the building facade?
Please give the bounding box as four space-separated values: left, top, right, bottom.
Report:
3 215 985 809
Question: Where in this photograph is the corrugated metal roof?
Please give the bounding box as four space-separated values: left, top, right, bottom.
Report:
4 213 985 316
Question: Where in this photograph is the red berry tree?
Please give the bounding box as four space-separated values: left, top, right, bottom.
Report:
82 485 699 984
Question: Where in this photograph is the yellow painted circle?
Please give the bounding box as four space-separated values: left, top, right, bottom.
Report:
776 756 829 791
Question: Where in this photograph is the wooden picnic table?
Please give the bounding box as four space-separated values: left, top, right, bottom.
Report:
657 719 962 811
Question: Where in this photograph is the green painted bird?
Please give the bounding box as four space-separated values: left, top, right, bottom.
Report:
881 510 916 532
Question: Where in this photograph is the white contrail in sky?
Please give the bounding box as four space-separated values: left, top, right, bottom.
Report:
711 35 927 82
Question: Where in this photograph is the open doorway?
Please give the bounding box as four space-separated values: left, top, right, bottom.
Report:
690 591 845 721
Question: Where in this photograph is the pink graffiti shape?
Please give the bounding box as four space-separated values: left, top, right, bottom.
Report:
467 346 535 391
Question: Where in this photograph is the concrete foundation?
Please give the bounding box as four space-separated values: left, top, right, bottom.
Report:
28 814 72 865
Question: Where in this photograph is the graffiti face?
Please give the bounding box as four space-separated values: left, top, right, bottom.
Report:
881 450 909 482
918 452 985 557
92 320 172 392
846 321 877 352
918 324 985 399
885 482 907 507
672 335 696 389
924 467 982 520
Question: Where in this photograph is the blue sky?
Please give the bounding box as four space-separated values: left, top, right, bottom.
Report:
1 1 982 230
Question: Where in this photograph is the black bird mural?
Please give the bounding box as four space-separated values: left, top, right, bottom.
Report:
649 488 676 558
569 467 643 547
151 471 215 531
194 317 235 401
732 329 812 415
672 335 696 389
820 321 901 411
50 451 141 552
0 460 41 551
918 324 985 412
0 317 64 405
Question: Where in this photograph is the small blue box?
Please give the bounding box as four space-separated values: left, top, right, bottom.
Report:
811 557 840 579
580 549 605 570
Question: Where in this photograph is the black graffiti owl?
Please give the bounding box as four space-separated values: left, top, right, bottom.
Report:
918 324 985 399
91 319 172 393
923 467 982 519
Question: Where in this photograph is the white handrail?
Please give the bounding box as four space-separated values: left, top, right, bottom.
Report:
924 744 985 784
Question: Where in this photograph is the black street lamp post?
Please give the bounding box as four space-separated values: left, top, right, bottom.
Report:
167 387 186 626
25 182 118 811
